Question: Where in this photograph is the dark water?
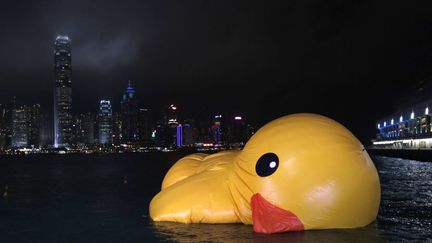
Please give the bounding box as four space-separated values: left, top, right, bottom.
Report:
0 153 430 242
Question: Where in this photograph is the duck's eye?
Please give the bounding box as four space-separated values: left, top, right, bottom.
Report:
255 153 279 177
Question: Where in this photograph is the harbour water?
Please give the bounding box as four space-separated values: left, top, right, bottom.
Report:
0 153 430 242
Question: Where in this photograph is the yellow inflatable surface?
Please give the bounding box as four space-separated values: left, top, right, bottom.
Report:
150 114 381 234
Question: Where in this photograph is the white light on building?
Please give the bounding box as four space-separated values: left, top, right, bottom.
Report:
377 123 380 129
425 107 429 115
384 121 387 127
399 116 403 122
391 119 394 125
410 111 414 119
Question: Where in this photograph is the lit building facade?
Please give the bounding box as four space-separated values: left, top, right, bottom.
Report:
11 106 28 148
120 81 139 143
27 104 40 148
176 124 183 147
159 104 179 147
74 113 95 146
98 100 112 145
82 113 95 145
211 115 223 145
112 112 121 145
373 78 432 149
373 99 432 149
165 104 178 128
138 108 153 146
53 35 73 147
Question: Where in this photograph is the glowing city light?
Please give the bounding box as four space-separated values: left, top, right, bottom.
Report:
234 116 242 120
425 107 429 115
400 116 403 122
384 121 387 127
176 125 183 147
391 119 394 125
377 123 380 129
214 115 222 119
410 111 414 119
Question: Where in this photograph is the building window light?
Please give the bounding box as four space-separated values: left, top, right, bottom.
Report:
377 123 380 129
399 116 403 122
384 122 387 127
410 111 414 119
391 119 394 125
426 107 429 115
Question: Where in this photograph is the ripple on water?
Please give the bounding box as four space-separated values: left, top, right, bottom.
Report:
0 154 430 242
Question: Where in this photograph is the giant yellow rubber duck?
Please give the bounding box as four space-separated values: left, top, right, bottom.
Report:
150 114 381 234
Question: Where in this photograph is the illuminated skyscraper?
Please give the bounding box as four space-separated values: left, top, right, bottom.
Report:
28 104 40 148
159 104 179 147
11 106 28 148
98 100 112 145
164 104 178 128
138 108 153 146
120 81 139 143
82 113 95 145
211 115 223 144
53 35 73 147
74 113 95 146
176 125 183 147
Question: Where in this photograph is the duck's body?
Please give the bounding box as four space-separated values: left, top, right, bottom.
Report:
150 151 242 223
150 114 381 233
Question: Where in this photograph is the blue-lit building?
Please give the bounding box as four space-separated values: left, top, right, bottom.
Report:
120 81 139 143
98 100 112 145
211 115 223 145
373 78 432 149
176 124 183 147
53 35 73 148
373 100 432 149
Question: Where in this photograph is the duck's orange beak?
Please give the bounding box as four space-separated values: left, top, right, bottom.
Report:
251 193 304 234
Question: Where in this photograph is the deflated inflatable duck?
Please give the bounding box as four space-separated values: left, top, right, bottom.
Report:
150 113 381 234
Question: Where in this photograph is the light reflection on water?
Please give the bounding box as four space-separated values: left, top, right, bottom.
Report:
0 153 430 242
151 221 384 243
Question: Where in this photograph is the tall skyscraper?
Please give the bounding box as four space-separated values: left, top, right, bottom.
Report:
82 113 95 145
138 108 153 146
11 106 28 148
211 115 223 145
53 35 72 148
112 112 121 145
39 113 54 148
120 81 139 143
27 104 41 148
98 100 112 145
155 104 180 147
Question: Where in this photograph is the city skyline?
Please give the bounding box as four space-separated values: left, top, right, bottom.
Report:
2 1 432 144
0 37 257 152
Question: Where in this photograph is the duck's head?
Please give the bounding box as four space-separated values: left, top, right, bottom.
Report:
236 113 380 233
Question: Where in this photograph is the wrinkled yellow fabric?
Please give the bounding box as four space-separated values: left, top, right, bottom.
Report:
150 113 380 230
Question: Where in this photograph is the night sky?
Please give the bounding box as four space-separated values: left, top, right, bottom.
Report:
2 0 432 143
